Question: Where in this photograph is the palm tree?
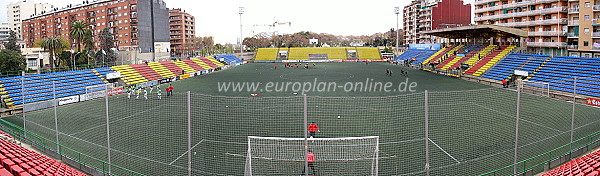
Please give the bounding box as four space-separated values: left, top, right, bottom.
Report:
40 38 69 68
69 21 92 52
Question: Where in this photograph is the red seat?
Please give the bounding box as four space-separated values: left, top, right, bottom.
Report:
10 165 24 175
586 171 599 176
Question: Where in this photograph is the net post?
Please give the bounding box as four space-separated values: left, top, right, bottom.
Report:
513 79 522 175
21 78 26 139
374 137 379 176
303 94 308 176
424 90 430 176
570 77 577 152
187 91 192 176
105 83 112 174
53 81 60 156
246 137 252 176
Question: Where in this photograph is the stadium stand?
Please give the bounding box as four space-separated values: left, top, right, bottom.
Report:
205 56 226 67
0 131 87 176
526 55 600 97
92 67 115 80
197 57 219 68
542 150 600 176
0 69 109 106
173 60 198 73
464 45 497 66
255 47 382 60
481 53 548 81
255 48 279 60
394 49 438 65
421 45 454 65
111 65 148 85
190 58 214 69
436 45 484 70
214 54 243 64
160 61 186 75
181 59 206 71
425 45 464 65
148 62 176 78
130 64 163 81
463 45 516 76
356 47 381 60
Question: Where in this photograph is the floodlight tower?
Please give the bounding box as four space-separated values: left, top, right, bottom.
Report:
239 7 244 59
394 7 400 56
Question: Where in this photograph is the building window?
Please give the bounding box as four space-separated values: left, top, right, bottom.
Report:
584 41 589 46
585 2 591 7
27 59 37 67
585 28 590 33
585 15 590 20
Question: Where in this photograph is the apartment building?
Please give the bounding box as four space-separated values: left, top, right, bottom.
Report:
474 0 571 55
169 8 195 56
7 0 53 39
21 0 169 54
403 0 472 44
566 0 600 57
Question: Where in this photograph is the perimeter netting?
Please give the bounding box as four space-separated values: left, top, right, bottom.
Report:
245 136 379 176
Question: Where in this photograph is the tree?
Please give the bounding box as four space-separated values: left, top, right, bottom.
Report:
40 37 70 68
69 21 92 52
3 30 21 52
243 37 270 51
98 28 116 64
0 50 26 73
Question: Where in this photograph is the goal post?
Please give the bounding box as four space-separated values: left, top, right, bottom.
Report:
82 84 110 101
522 80 550 97
245 136 379 176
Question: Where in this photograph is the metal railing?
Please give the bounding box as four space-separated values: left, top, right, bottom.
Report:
568 20 579 26
592 32 600 38
567 33 578 37
495 18 568 27
526 42 568 48
475 7 568 21
528 31 567 36
567 45 578 50
568 8 580 14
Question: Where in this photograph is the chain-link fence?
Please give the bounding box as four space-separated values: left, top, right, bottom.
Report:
1 79 599 176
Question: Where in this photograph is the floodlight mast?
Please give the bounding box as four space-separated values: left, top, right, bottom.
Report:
395 7 400 57
239 7 244 60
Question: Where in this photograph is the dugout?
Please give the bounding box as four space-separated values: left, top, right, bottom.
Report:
423 25 528 48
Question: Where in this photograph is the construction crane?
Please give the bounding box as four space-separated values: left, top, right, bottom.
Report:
250 20 292 37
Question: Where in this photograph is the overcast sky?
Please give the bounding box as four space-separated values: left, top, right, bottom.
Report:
1 0 475 44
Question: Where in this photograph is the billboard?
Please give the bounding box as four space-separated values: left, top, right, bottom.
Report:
409 43 441 50
587 98 600 107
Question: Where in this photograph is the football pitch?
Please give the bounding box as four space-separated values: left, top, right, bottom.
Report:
2 62 600 175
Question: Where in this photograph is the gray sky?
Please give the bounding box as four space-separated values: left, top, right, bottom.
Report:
1 0 475 44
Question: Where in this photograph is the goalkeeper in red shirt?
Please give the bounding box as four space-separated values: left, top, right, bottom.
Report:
308 122 320 138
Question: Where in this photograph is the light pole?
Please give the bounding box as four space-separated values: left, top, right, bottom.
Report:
239 7 244 60
395 7 400 56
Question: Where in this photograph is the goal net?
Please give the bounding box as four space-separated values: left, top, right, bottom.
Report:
82 84 109 101
244 136 379 176
522 80 550 97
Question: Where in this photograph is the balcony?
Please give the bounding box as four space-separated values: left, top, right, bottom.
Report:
592 32 600 38
495 18 568 27
475 7 568 21
592 45 600 50
474 0 560 13
594 5 600 11
568 20 579 26
567 33 579 38
568 8 579 14
528 31 567 36
526 42 567 48
593 19 600 25
567 45 578 50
